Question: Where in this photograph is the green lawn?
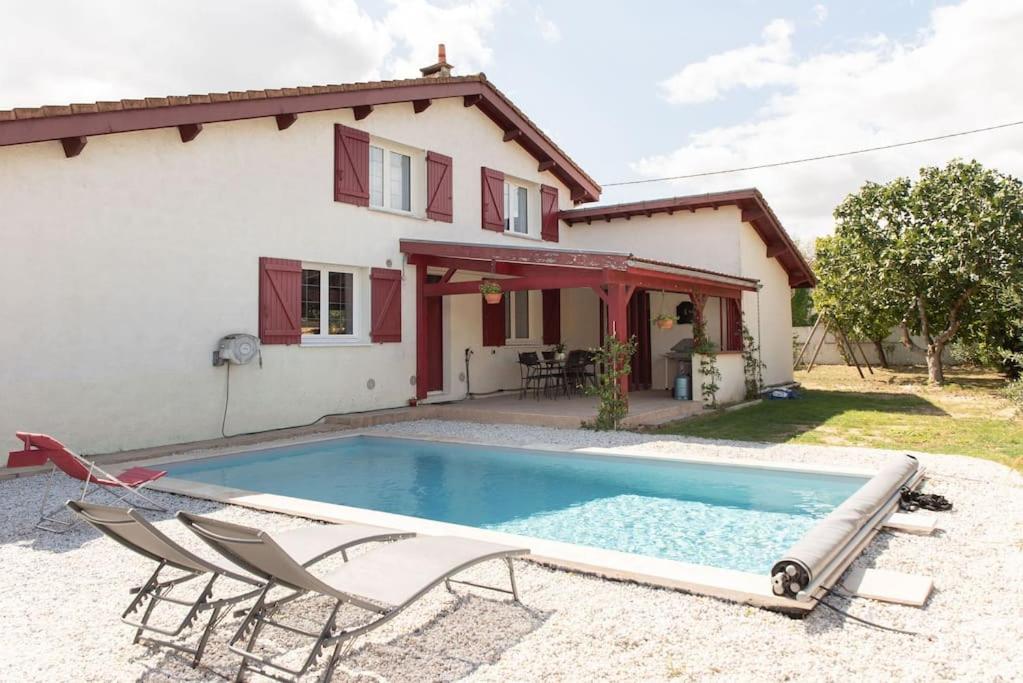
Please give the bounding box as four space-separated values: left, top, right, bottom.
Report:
656 370 1023 472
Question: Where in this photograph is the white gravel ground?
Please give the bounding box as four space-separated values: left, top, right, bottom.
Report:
1 420 1022 682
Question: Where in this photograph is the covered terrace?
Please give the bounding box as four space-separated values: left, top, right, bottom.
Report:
401 239 759 408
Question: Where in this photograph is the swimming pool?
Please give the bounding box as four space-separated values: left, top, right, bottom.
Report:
164 436 869 574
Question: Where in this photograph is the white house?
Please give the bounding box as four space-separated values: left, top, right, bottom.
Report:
0 50 814 456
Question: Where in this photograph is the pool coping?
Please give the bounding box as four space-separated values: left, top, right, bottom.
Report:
132 430 891 613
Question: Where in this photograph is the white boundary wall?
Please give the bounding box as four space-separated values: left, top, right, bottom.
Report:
793 326 953 366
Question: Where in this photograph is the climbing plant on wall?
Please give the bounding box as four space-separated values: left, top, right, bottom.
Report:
741 323 766 399
693 316 720 406
584 334 638 430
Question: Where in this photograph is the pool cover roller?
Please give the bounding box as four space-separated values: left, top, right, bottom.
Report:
771 454 920 601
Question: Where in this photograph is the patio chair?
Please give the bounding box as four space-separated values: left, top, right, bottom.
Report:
178 512 528 682
66 500 412 667
565 350 597 394
14 431 169 533
517 352 543 399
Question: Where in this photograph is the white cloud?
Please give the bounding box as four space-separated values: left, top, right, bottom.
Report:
812 4 828 25
534 6 561 43
630 0 1023 239
658 19 795 104
0 0 504 109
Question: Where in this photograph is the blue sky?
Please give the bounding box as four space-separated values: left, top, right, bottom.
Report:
3 0 1021 241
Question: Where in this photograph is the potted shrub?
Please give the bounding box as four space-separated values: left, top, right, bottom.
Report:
552 342 567 361
479 280 503 304
653 313 677 330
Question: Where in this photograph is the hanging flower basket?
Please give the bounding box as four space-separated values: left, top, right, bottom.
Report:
480 281 503 304
653 314 676 330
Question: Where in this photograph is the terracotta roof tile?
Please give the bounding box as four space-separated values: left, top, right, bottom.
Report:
0 73 600 200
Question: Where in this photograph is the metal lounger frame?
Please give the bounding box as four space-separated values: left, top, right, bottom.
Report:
66 501 301 667
38 457 167 533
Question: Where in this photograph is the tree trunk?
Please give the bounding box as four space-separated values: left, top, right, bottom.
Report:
926 343 945 385
873 340 889 368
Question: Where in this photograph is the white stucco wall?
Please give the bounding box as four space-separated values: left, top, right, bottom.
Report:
0 98 576 454
737 222 796 387
693 352 746 405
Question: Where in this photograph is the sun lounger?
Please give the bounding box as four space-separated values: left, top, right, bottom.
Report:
66 501 412 666
177 512 528 682
14 432 169 532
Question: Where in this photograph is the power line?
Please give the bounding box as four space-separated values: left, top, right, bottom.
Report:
602 119 1023 187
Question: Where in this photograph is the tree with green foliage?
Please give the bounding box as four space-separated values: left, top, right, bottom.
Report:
814 230 902 367
818 159 1023 384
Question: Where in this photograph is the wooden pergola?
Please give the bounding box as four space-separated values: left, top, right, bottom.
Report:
401 239 759 400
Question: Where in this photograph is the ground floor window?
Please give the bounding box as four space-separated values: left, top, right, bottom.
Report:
301 266 357 340
505 290 530 340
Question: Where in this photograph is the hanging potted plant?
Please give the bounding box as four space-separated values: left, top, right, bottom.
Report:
653 313 677 330
480 280 503 304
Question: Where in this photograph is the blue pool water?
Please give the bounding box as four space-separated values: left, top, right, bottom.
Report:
165 436 867 573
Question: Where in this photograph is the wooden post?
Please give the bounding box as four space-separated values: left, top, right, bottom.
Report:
415 262 428 401
794 316 822 368
806 320 830 373
607 283 630 400
835 326 865 379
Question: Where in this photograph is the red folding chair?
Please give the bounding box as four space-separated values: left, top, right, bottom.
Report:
10 432 168 532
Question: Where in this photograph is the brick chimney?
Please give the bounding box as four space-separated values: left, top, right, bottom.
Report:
420 43 454 78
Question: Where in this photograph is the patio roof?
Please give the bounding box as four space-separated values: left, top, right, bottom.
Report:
400 239 759 298
558 188 816 288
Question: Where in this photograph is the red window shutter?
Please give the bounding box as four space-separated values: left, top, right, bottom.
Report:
259 257 302 344
369 268 402 343
426 151 453 222
540 184 559 242
542 289 561 345
481 296 505 346
334 124 370 206
481 167 505 232
726 298 743 351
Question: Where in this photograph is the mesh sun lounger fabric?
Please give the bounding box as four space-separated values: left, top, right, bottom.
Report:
317 535 527 608
177 511 528 682
771 454 919 600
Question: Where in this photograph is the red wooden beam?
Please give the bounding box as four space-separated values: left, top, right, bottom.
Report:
502 128 521 142
415 263 428 401
766 243 787 258
606 283 630 400
400 239 631 270
412 99 432 113
537 159 556 172
275 113 297 130
353 105 373 120
60 136 86 157
463 94 483 107
177 123 202 142
440 268 456 283
741 207 766 223
425 270 604 297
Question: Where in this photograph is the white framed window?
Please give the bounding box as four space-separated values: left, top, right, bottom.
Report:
369 144 412 212
504 182 529 234
504 290 531 341
301 264 362 344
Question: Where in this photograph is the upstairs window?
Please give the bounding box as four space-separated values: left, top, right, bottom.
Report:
504 182 529 234
301 265 358 341
370 145 412 212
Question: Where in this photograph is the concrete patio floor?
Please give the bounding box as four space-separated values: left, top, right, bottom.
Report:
327 390 705 430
